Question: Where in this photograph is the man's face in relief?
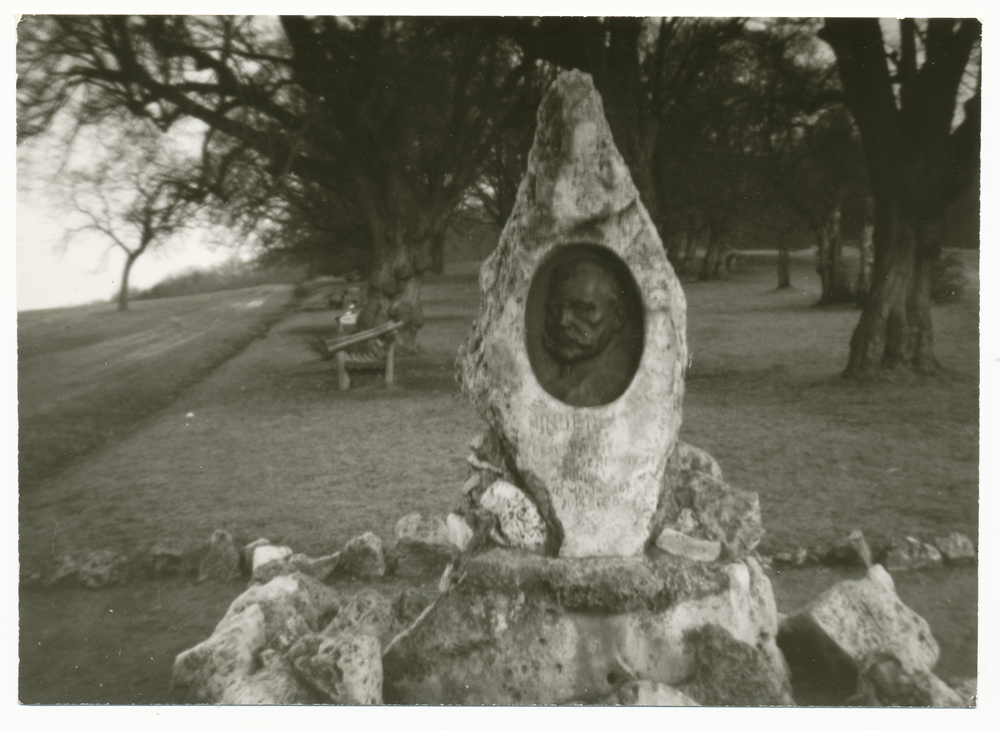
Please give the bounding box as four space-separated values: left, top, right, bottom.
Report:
543 260 627 364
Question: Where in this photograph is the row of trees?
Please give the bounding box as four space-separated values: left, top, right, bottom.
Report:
17 16 980 376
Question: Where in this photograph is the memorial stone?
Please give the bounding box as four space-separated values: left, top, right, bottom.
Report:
458 70 687 557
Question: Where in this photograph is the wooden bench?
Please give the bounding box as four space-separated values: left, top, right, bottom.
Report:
324 319 405 390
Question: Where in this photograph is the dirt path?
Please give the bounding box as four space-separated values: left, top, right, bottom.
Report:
17 286 295 488
18 288 287 419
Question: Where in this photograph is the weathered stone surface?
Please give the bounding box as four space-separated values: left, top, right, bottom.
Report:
249 546 296 583
777 564 939 705
654 528 721 563
674 507 698 535
339 532 386 578
382 549 785 705
391 513 453 579
322 589 394 644
479 480 547 551
883 537 943 571
78 549 129 588
250 558 298 585
224 573 341 637
934 532 976 566
792 547 814 567
393 587 431 629
666 472 763 559
149 541 184 577
650 442 762 559
173 604 268 702
447 513 474 551
252 545 294 571
46 552 83 587
462 474 481 495
672 441 723 481
242 537 271 568
288 552 341 582
199 529 240 582
827 529 872 568
172 572 344 703
456 70 687 558
293 633 383 705
595 680 700 706
679 624 793 706
217 652 314 705
947 676 978 707
851 653 964 707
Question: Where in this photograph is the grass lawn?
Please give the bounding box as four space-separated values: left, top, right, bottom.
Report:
18 250 979 703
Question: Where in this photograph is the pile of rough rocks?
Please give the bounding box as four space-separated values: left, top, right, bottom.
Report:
770 529 977 571
166 433 975 706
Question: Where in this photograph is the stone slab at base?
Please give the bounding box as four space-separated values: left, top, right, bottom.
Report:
382 549 788 705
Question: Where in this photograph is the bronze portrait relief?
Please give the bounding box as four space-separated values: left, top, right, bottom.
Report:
526 244 644 407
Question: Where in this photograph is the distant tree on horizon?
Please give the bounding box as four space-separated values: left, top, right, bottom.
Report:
56 123 207 311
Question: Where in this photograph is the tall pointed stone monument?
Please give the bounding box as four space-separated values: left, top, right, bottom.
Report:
383 71 786 705
458 70 687 557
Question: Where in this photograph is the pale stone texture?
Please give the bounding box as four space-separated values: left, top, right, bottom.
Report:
447 513 474 551
77 549 128 588
215 649 314 705
250 557 298 584
252 545 293 571
46 552 84 587
777 565 940 705
199 529 240 582
653 469 763 559
679 623 793 706
249 545 296 583
288 552 340 582
654 528 721 562
382 549 786 705
339 532 386 578
149 541 184 577
242 537 272 567
672 441 723 481
851 653 964 707
292 633 383 705
479 479 547 550
223 574 341 638
883 537 943 571
321 589 394 644
934 531 976 566
595 680 700 706
827 529 872 567
457 70 687 557
172 572 345 703
391 513 453 579
173 604 268 702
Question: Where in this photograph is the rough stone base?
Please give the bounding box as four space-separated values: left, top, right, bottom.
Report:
382 549 789 705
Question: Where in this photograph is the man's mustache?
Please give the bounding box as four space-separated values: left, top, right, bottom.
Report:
543 328 591 350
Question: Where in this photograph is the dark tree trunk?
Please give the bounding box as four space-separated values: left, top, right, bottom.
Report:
814 201 854 305
844 203 939 376
430 231 446 275
356 177 453 350
820 18 980 377
856 197 876 304
777 246 791 289
117 253 140 311
666 228 686 272
682 226 700 278
700 220 725 281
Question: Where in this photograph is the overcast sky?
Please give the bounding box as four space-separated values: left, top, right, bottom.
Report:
16 188 237 312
